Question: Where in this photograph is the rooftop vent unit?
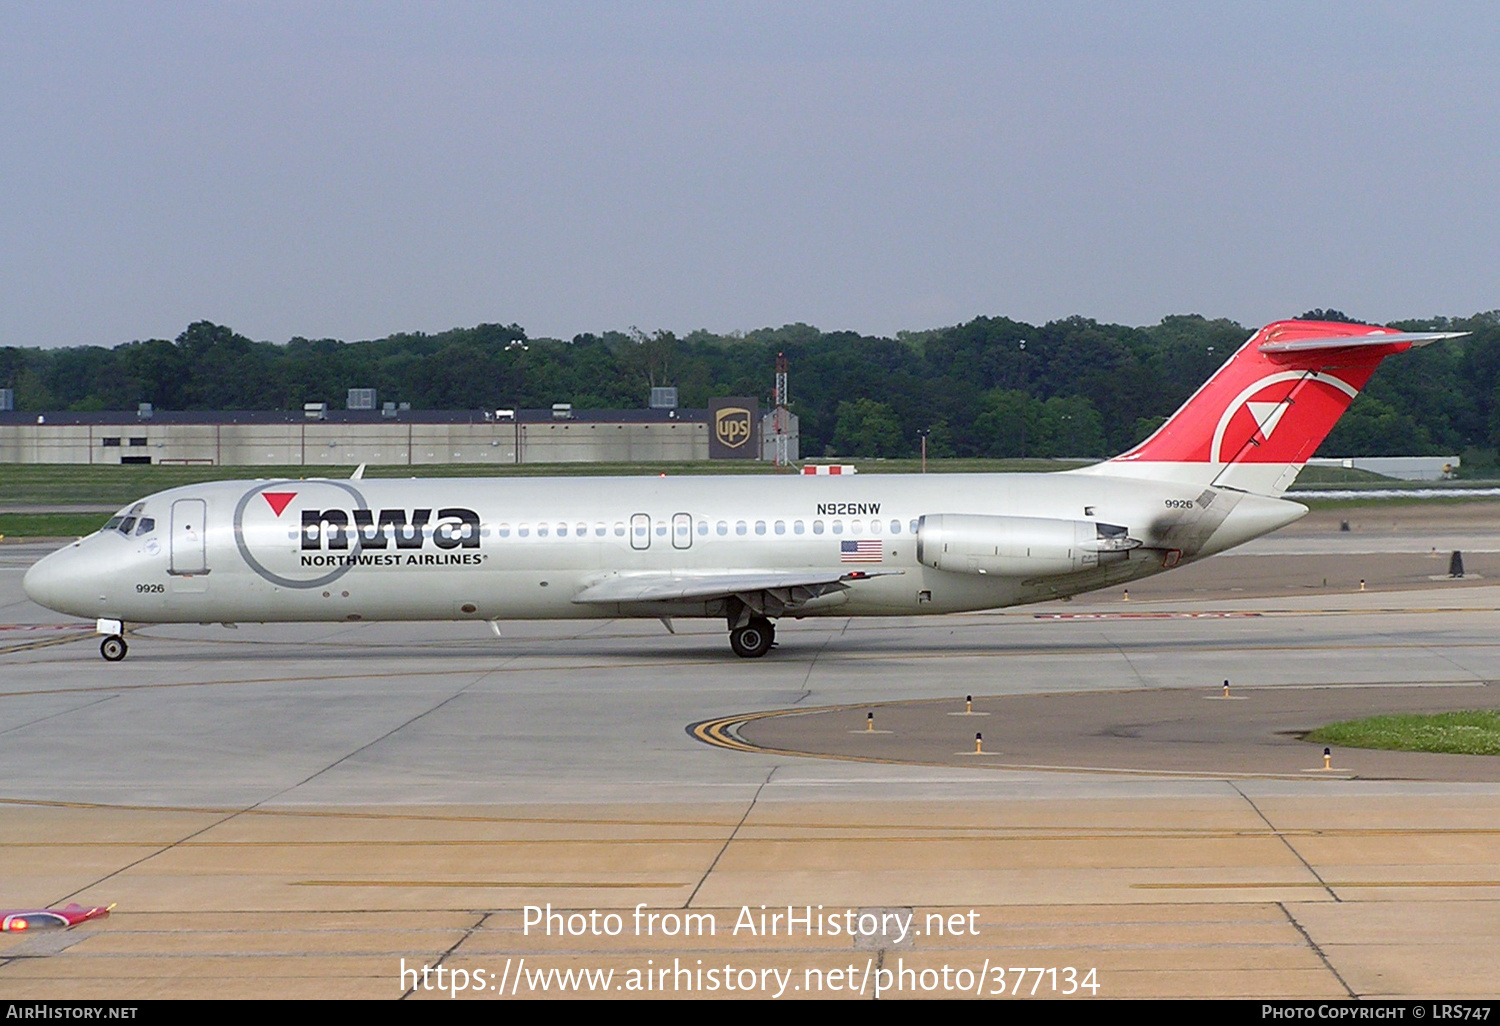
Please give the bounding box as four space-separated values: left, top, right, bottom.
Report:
136 402 153 420
649 387 679 409
551 403 573 420
347 388 376 410
304 402 328 420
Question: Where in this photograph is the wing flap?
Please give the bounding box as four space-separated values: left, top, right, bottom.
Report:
572 569 900 605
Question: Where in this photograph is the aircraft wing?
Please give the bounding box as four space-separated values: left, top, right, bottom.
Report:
572 569 901 605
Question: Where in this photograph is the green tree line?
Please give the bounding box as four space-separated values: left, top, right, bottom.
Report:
3 311 1499 461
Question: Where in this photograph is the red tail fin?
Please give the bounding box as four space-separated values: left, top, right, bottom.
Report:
1079 320 1461 495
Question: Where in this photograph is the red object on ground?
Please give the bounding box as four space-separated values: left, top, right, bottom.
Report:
1 903 112 932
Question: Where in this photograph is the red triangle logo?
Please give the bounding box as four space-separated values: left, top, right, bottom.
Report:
262 491 297 517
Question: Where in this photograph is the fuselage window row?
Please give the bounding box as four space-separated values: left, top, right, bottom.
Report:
474 518 912 540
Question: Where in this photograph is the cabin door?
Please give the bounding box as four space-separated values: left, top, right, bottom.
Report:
169 498 209 577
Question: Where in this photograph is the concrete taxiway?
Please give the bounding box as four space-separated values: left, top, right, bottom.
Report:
2 504 1500 999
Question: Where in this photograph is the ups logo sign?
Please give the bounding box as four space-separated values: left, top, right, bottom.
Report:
715 407 752 448
709 397 758 459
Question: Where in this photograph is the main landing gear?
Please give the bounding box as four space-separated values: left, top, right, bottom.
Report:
729 617 775 658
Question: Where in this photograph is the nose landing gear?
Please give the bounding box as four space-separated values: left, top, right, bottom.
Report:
95 618 127 662
728 617 775 658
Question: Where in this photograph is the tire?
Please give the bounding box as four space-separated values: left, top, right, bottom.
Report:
729 618 774 658
100 635 127 662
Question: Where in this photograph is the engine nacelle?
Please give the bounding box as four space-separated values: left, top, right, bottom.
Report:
916 514 1141 578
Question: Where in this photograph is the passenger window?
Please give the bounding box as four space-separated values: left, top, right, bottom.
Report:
910 520 919 534
498 524 511 537
577 523 587 537
717 521 728 536
697 520 708 535
595 523 607 537
794 520 805 534
655 521 667 536
754 521 766 535
735 521 747 536
890 520 901 534
850 520 862 535
774 520 786 535
537 524 549 537
832 521 843 535
812 520 824 535
557 524 568 537
615 523 626 536
870 519 881 534
518 524 530 537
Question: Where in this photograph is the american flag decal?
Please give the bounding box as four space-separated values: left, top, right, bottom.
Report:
840 539 882 563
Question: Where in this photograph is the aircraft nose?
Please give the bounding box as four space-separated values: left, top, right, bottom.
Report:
23 544 96 617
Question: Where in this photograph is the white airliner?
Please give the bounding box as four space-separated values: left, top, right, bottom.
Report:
23 319 1460 661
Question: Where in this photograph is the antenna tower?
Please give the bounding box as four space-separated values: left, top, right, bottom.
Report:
772 352 790 468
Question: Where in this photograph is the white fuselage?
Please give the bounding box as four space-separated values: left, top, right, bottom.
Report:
23 470 1305 627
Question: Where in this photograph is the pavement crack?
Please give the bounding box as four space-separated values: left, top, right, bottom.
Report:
1100 631 1149 686
400 910 491 1000
1231 783 1340 902
49 664 511 906
1278 901 1356 998
792 631 836 705
0 693 117 737
684 767 776 908
267 670 497 797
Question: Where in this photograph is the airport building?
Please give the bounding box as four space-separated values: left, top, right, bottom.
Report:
0 402 798 466
1305 455 1460 481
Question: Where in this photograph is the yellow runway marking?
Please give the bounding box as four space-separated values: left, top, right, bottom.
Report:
292 880 689 889
10 826 1500 845
1135 880 1500 890
0 631 93 656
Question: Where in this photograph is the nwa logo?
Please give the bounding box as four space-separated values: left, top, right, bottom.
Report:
299 507 480 550
233 480 484 590
1211 371 1358 465
714 407 752 448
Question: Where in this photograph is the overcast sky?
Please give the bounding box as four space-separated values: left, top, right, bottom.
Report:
2 1 1497 348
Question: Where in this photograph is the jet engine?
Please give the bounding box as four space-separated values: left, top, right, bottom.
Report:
915 514 1141 577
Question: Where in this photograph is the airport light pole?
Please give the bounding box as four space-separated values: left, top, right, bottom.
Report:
1018 340 1028 460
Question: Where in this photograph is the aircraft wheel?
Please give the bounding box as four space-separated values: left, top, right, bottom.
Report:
729 618 774 658
100 635 127 662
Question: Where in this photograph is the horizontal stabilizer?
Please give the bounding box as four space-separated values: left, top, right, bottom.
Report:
1259 330 1466 353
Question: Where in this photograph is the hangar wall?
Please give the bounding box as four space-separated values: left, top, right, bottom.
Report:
0 414 711 465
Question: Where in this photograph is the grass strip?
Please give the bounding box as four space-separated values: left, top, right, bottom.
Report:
1306 711 1500 756
0 513 110 539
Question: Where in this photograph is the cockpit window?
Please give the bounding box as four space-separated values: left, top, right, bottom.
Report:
103 517 124 532
135 517 155 535
119 517 137 534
